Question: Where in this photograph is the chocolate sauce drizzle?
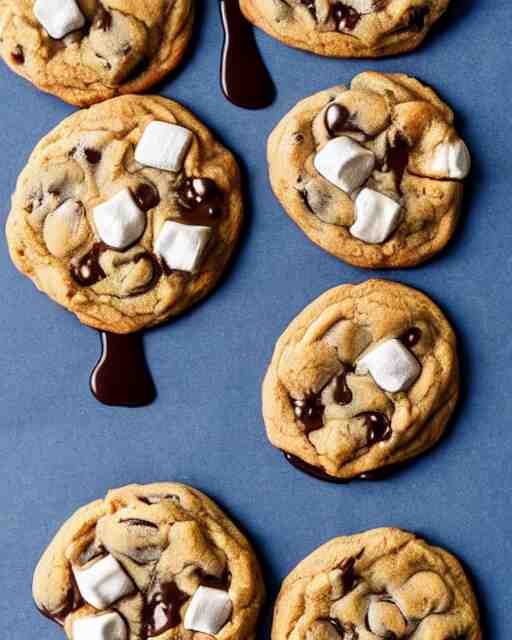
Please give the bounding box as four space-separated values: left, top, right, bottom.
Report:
220 0 275 109
90 331 156 407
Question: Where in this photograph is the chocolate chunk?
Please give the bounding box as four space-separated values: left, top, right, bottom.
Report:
143 582 188 637
398 327 422 349
134 183 160 212
11 45 24 65
177 177 223 223
84 148 102 164
71 244 106 287
331 3 361 30
93 6 112 31
358 412 392 446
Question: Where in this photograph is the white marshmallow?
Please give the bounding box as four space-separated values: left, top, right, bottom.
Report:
93 188 146 250
314 137 375 194
73 555 135 610
430 140 471 179
135 121 193 173
356 339 421 393
34 0 85 39
154 221 212 273
184 586 232 635
350 188 401 244
72 613 128 640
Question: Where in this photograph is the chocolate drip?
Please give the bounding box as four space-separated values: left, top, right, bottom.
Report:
143 582 188 637
331 3 361 30
177 178 223 224
398 327 422 349
220 0 275 109
71 244 106 287
386 134 410 194
358 412 392 446
90 331 156 407
333 369 354 405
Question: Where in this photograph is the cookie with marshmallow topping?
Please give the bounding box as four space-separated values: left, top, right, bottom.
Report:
268 72 470 268
273 528 481 640
6 95 243 333
33 482 265 640
0 0 194 106
240 0 450 58
262 279 459 481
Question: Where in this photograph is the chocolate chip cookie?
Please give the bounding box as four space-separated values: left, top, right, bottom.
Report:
273 528 481 640
6 95 243 333
0 0 194 106
240 0 449 58
262 280 459 481
33 483 265 640
268 72 470 268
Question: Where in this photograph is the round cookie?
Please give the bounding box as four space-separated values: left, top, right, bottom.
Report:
268 72 470 268
262 280 459 481
0 0 194 106
33 482 265 640
273 529 481 640
6 94 243 334
240 0 449 58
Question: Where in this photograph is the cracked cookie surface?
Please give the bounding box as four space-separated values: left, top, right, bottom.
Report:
268 72 470 268
240 0 449 58
273 529 481 640
262 280 459 481
6 94 243 334
33 482 265 640
0 0 193 106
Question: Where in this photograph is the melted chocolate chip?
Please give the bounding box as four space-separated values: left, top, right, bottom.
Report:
134 183 160 212
331 3 361 30
292 394 324 433
93 6 112 31
70 244 106 287
325 104 350 136
358 412 392 446
143 582 188 637
398 327 422 348
386 134 410 194
84 148 102 164
177 177 223 224
197 568 232 591
119 518 159 529
11 45 24 65
339 556 359 592
300 0 317 19
333 368 354 405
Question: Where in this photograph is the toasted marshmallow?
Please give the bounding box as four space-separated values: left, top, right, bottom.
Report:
350 188 401 244
135 121 193 173
314 137 375 194
72 555 135 610
430 140 471 179
184 586 232 635
72 612 128 640
154 221 212 273
356 339 421 393
34 0 85 39
93 188 146 250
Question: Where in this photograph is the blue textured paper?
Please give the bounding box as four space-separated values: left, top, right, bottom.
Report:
0 1 510 638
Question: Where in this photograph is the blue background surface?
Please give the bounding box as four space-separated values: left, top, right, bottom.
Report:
0 1 511 637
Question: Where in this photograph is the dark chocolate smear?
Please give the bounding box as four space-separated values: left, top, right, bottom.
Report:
220 0 275 109
386 133 410 194
143 582 188 637
398 327 422 349
90 331 156 407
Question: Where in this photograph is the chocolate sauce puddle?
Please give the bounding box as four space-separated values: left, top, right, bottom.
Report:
90 331 156 407
220 0 275 109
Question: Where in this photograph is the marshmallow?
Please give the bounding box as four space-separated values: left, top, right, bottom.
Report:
314 137 375 194
350 188 401 244
356 339 421 393
135 121 193 173
184 586 232 635
430 140 471 179
73 555 135 610
34 0 85 39
93 188 146 250
73 613 128 640
154 221 212 273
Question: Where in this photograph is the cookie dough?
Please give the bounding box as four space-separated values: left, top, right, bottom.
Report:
240 0 449 58
0 0 194 106
33 483 265 640
6 95 243 333
268 72 470 268
262 280 459 481
273 529 481 640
